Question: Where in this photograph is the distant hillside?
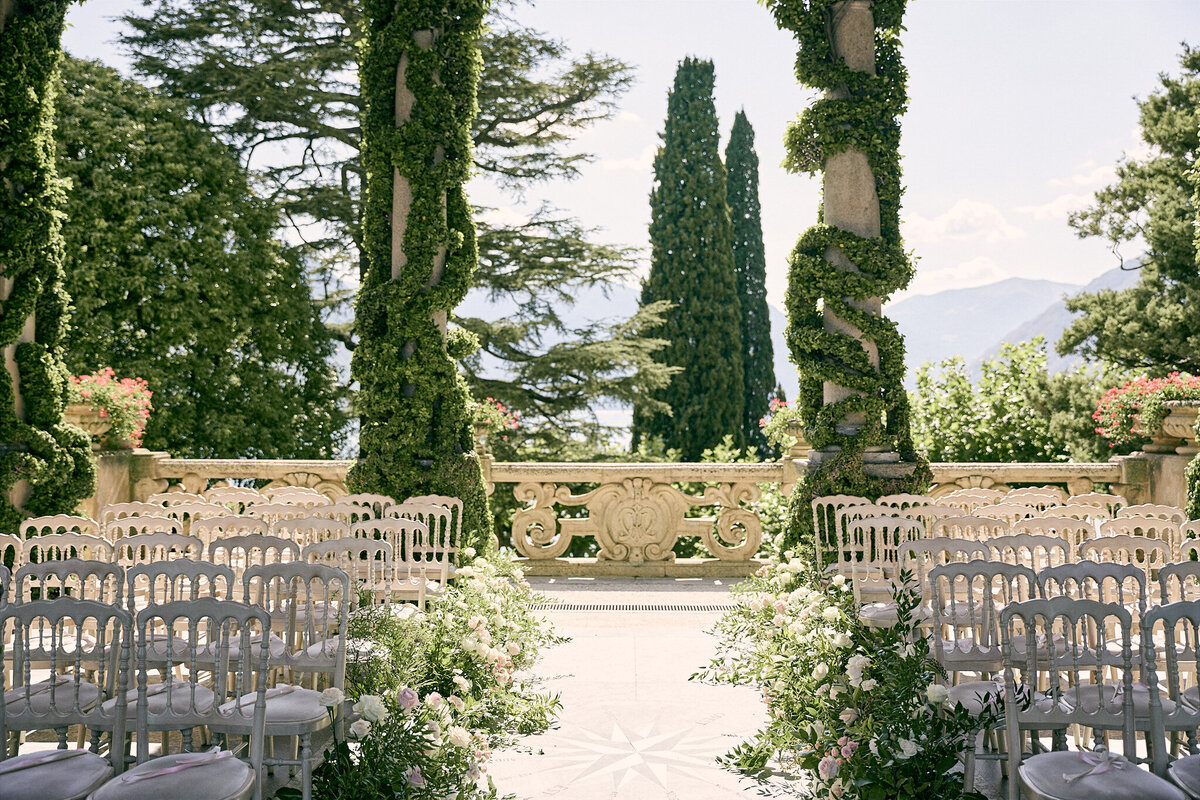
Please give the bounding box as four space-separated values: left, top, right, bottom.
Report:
977 264 1142 372
887 277 1081 383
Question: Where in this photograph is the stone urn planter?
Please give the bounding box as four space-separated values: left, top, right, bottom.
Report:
62 402 114 450
785 420 812 460
1161 400 1200 456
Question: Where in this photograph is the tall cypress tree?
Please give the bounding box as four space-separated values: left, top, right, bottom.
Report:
632 58 744 461
726 110 776 458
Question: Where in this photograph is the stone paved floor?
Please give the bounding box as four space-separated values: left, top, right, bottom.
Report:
489 577 804 799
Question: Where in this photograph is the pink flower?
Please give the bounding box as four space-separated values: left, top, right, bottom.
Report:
396 687 419 710
405 767 425 788
818 755 840 780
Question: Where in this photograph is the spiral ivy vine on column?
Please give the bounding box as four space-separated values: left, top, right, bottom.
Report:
350 0 492 551
0 1 97 533
765 0 930 553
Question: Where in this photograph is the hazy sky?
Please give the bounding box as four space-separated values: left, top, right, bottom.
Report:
64 0 1199 307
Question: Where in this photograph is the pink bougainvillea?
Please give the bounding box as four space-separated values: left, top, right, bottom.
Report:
68 367 153 447
1093 372 1200 448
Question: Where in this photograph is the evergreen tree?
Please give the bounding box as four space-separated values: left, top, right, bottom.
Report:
633 58 745 461
725 110 776 457
55 57 348 458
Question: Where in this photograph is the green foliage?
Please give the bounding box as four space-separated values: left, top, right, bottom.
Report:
910 338 1129 463
1059 45 1200 373
633 57 745 461
763 0 927 555
0 1 96 530
349 0 492 553
120 0 664 457
54 57 348 458
68 368 153 449
696 558 990 798
726 110 777 458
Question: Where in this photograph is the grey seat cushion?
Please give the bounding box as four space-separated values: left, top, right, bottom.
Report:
99 683 215 719
0 749 111 800
209 686 329 733
1168 753 1200 798
1060 681 1176 724
1020 750 1186 800
89 752 255 800
4 678 100 716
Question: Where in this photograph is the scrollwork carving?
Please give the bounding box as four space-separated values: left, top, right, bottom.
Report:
511 482 573 559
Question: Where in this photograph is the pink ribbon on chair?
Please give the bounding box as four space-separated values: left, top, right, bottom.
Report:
121 749 234 783
0 748 89 775
1062 748 1127 783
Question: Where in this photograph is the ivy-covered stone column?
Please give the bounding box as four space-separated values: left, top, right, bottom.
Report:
350 0 492 551
767 0 929 556
0 0 96 532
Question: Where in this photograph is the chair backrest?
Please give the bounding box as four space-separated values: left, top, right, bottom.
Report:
1079 534 1172 575
829 503 896 567
133 599 270 764
0 564 8 606
263 490 330 508
0 533 21 571
207 534 300 573
1143 601 1200 775
1037 560 1147 626
15 558 124 606
305 502 376 524
873 493 931 510
810 494 869 567
272 517 349 549
972 503 1037 526
204 485 263 514
932 514 1010 541
843 517 923 605
1 597 131 757
406 494 464 544
191 515 268 553
999 491 1062 513
1066 491 1125 517
986 533 1070 571
302 538 394 607
244 503 312 526
1012 515 1096 551
341 493 398 517
1001 598 1137 778
930 560 1037 674
938 487 1004 513
352 518 428 562
1003 485 1068 504
144 491 207 506
23 532 113 562
125 559 237 614
161 501 231 526
241 563 349 685
100 502 167 525
104 515 182 542
898 504 961 533
20 514 97 540
1158 562 1200 604
1100 517 1183 559
1119 503 1186 524
113 532 204 568
390 502 457 565
261 485 324 499
898 537 988 597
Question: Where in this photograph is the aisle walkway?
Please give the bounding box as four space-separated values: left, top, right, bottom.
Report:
489 577 802 799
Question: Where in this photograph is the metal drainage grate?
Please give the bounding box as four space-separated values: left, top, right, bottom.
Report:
527 602 735 612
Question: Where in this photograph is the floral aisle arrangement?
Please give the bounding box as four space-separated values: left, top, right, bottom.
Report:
1093 372 1200 447
694 551 991 800
294 552 565 800
68 367 153 447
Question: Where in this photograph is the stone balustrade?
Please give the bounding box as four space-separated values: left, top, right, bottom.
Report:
89 448 1172 571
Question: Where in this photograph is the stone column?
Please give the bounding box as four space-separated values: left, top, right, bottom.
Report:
0 278 35 510
820 0 880 437
394 29 449 334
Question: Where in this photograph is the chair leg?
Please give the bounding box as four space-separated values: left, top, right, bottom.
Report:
300 733 312 800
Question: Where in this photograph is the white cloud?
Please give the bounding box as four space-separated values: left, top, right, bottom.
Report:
900 255 1009 299
1049 159 1115 188
1014 192 1092 222
902 200 1025 246
598 144 656 172
617 110 642 123
475 206 527 227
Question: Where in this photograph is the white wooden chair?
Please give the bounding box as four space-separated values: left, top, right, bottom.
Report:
1102 517 1185 560
271 518 348 551
389 502 458 582
1160 563 1200 605
973 502 1038 526
23 533 113 563
843 516 923 609
1014 515 1098 554
1144 601 1200 795
932 514 1010 542
113 532 204 569
828 503 896 573
1000 491 1063 513
1122 504 1188 525
939 487 1005 514
100 503 165 528
20 515 98 540
144 491 208 507
809 494 869 569
1042 503 1107 525
243 504 311 529
305 502 375 525
1081 535 1172 578
162 502 232 536
875 492 932 510
351 517 428 563
0 534 22 573
340 493 397 518
14 559 123 606
105 516 182 543
303 538 426 610
191 516 268 556
406 494 463 550
1067 491 1127 518
205 486 263 515
263 491 329 509
89 598 271 800
207 535 300 588
1000 597 1183 800
987 533 1071 572
261 486 324 501
898 504 960 534
1005 485 1069 505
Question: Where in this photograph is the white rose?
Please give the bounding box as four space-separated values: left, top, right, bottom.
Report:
319 687 345 708
813 662 829 682
425 692 445 710
461 635 478 651
453 675 471 692
447 725 472 747
353 694 388 723
832 632 853 649
925 683 950 706
831 574 846 587
462 547 476 559
860 679 877 691
349 719 371 738
449 695 466 713
897 738 919 760
845 654 870 683
507 642 520 656
822 607 840 622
